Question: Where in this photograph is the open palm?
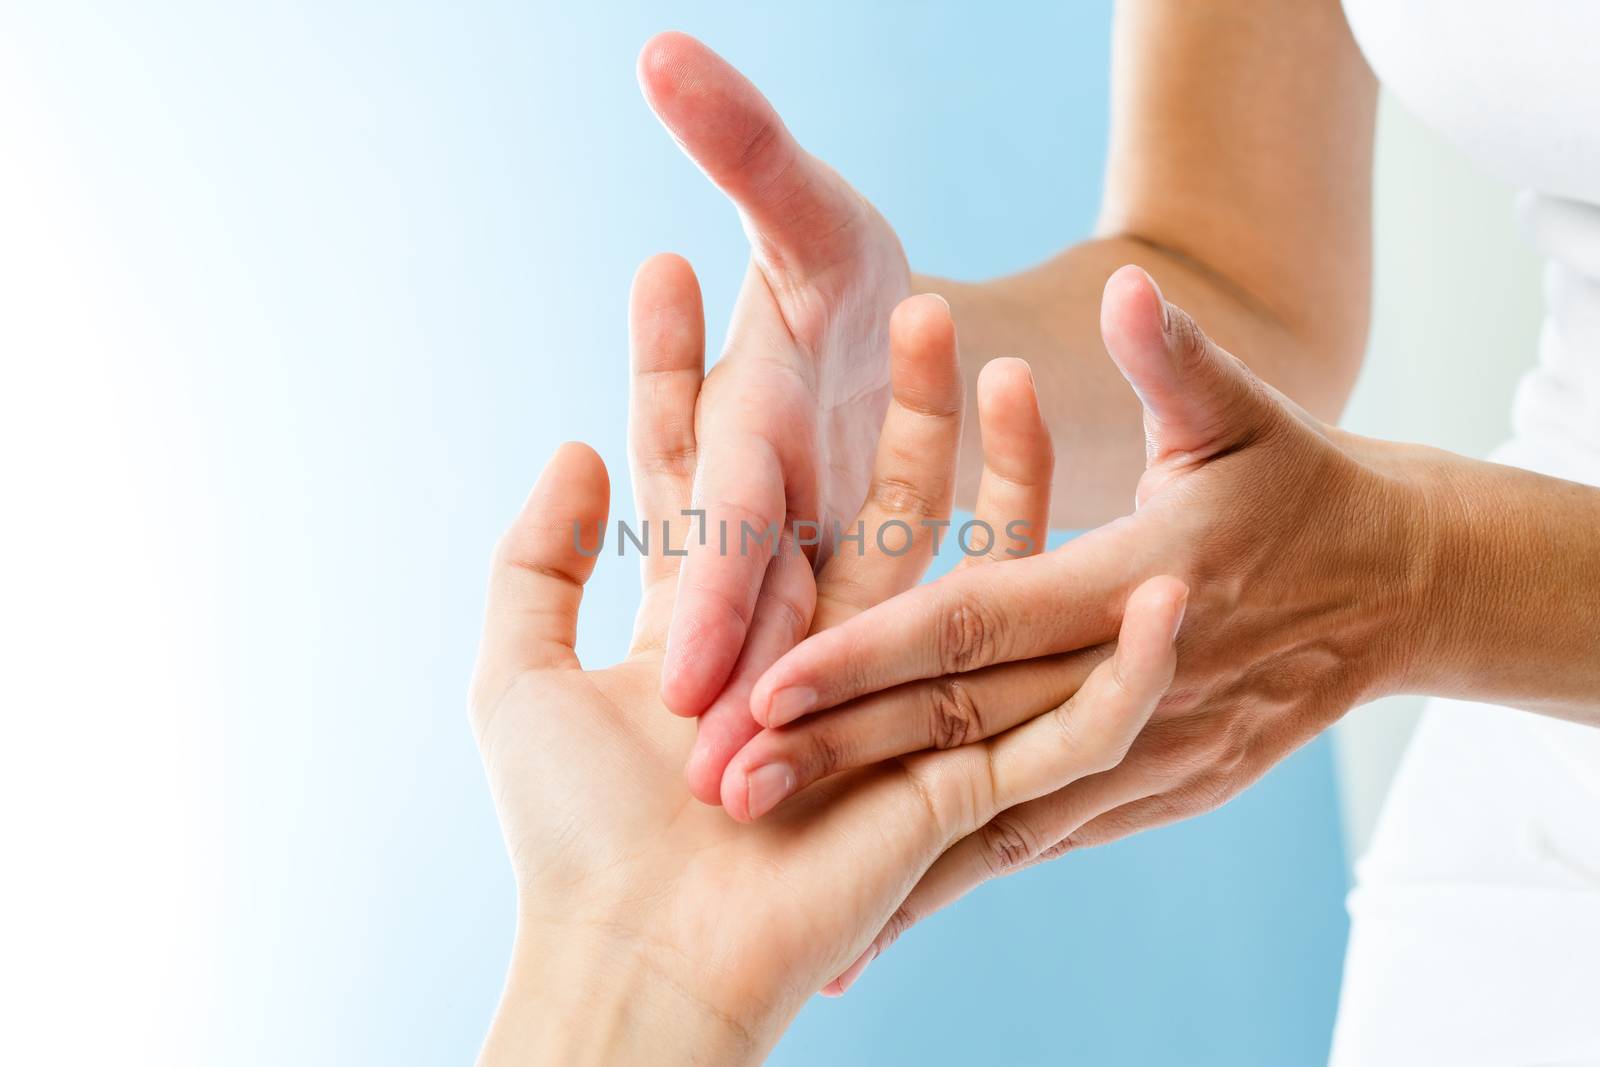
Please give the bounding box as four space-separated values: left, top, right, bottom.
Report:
469 255 1186 1056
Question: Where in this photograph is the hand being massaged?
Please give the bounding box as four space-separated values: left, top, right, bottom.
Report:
469 254 1185 1062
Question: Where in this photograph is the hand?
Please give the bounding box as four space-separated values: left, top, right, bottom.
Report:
635 33 913 802
743 265 1426 988
470 255 1187 1062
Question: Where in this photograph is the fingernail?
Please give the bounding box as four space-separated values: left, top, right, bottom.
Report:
1139 268 1170 332
766 686 817 727
1171 590 1189 641
836 944 878 995
745 763 796 820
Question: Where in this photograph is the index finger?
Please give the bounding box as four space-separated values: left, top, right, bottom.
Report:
750 518 1147 727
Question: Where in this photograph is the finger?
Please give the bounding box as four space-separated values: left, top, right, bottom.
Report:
474 443 611 704
627 254 705 652
636 31 869 282
699 293 961 805
790 578 1177 997
984 576 1187 810
659 436 786 717
956 358 1053 569
813 294 964 626
683 545 815 806
1049 793 1182 852
823 762 1157 997
751 517 1146 727
1064 751 1283 851
1100 265 1279 470
659 265 823 716
906 766 1156 938
820 577 1186 995
723 648 1106 822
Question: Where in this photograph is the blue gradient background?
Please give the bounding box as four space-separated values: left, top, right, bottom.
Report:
8 2 1349 1063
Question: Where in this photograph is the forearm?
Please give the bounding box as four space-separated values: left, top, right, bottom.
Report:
920 1 1375 529
923 236 1359 527
479 920 778 1067
1391 445 1600 720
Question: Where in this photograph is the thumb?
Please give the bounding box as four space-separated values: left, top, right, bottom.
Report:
637 31 867 281
1099 265 1276 463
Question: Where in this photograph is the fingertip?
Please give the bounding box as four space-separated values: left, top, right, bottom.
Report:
890 292 956 354
548 439 606 479
717 783 750 822
977 354 1033 389
1166 580 1190 641
888 293 961 416
635 30 699 102
972 358 1053 501
516 442 610 541
1122 575 1189 661
749 625 839 727
1099 265 1168 356
661 607 743 716
630 251 699 303
715 731 791 821
1103 263 1165 313
717 760 757 822
828 945 877 995
683 735 728 807
976 357 1042 425
687 686 769 808
747 669 781 727
660 667 722 717
629 253 705 372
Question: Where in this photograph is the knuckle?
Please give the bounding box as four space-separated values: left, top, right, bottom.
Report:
1177 777 1233 817
1137 715 1213 781
936 594 1003 675
757 587 811 644
1108 648 1141 703
634 436 697 478
894 750 986 841
1035 836 1076 864
1211 732 1250 782
802 724 849 782
1184 752 1256 816
977 813 1043 878
1050 698 1125 777
1166 307 1210 368
868 474 943 521
926 676 985 750
734 117 781 172
879 904 918 953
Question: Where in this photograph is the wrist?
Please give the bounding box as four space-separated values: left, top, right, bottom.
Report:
479 914 779 1067
1328 433 1455 702
1335 431 1600 716
1356 437 1520 700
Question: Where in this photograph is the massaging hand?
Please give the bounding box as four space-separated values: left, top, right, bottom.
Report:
737 266 1427 989
636 32 913 800
470 255 1186 1062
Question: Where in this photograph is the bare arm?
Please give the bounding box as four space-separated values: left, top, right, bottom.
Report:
930 0 1378 527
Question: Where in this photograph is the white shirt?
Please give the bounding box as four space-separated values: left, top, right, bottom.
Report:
1333 4 1600 1063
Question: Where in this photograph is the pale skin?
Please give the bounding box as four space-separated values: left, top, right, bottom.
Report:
640 0 1600 994
472 255 1185 1063
640 1 1379 799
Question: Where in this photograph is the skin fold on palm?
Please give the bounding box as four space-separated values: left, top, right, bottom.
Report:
469 254 1186 1063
